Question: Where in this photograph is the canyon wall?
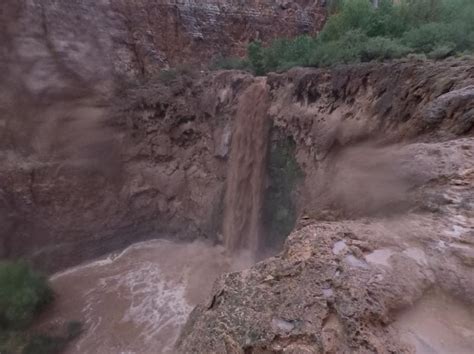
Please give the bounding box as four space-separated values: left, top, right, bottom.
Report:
0 71 254 272
1 58 473 273
0 0 327 273
177 58 474 354
0 0 326 81
114 0 327 74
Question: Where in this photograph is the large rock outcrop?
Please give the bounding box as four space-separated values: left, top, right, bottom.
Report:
177 137 474 352
174 59 474 353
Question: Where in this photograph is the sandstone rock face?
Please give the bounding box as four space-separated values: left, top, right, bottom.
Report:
267 59 474 219
0 71 254 272
0 0 326 80
175 58 474 352
1 40 474 349
177 138 474 353
115 0 327 73
1 59 473 276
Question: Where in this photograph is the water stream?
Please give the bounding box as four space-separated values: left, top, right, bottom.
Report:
39 82 272 353
41 240 251 353
222 79 270 253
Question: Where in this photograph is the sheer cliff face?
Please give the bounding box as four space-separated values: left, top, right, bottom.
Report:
1 0 326 78
0 0 326 271
1 58 473 273
117 0 327 73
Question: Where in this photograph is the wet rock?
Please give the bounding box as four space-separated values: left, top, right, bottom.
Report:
423 85 474 128
177 224 431 353
213 124 232 158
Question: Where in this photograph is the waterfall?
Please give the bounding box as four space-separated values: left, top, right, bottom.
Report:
222 79 270 253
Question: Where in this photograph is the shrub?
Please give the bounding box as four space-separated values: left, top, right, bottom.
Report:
309 31 410 67
310 39 360 67
402 22 451 52
327 0 344 15
231 0 474 75
247 41 266 75
0 263 82 354
406 53 428 61
428 43 456 60
366 0 408 37
361 36 412 61
0 261 53 330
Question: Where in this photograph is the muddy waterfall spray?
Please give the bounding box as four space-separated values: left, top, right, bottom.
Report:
222 80 270 253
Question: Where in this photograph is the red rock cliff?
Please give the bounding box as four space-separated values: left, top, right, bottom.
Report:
114 0 327 73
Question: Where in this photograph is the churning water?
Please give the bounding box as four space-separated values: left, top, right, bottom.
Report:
42 240 251 353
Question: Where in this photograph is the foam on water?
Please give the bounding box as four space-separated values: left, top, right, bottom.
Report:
96 262 192 345
41 239 240 354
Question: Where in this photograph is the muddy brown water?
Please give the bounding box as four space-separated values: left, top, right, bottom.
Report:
39 79 273 354
40 240 252 354
43 239 474 354
223 79 270 253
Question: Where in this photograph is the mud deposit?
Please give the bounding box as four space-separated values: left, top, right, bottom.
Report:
39 240 251 353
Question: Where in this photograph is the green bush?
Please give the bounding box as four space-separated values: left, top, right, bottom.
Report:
0 263 82 354
0 261 53 330
222 0 474 75
248 41 266 76
310 39 359 67
428 43 456 60
402 22 452 52
308 31 411 67
361 36 412 61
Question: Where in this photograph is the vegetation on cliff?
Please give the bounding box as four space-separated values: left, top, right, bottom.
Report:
262 135 303 249
0 262 52 330
0 261 81 354
215 0 474 74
